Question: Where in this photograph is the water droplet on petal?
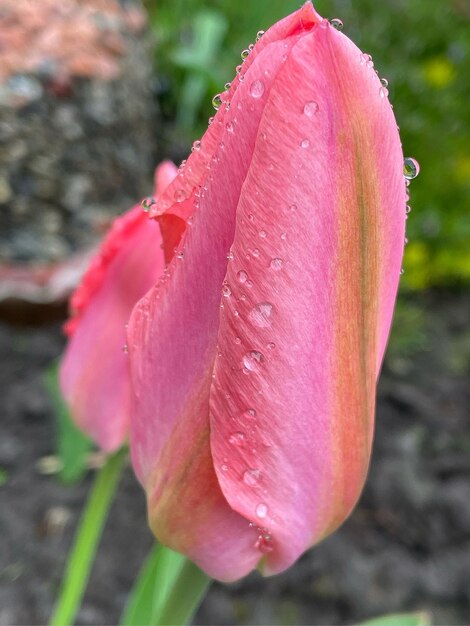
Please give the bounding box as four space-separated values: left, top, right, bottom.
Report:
330 18 343 31
227 251 234 260
249 302 273 328
379 86 389 98
242 350 264 371
237 270 248 283
224 82 231 91
243 469 261 486
303 101 319 117
174 189 186 203
300 138 310 149
267 342 275 350
270 257 283 270
229 431 246 446
403 157 420 180
250 79 265 98
280 232 287 240
141 196 156 211
256 30 265 41
244 408 257 419
380 77 389 88
221 464 229 472
256 531 274 553
406 204 412 214
222 283 231 297
251 248 260 258
226 121 234 133
241 48 250 60
208 116 214 126
234 336 241 344
122 343 128 354
191 140 201 152
256 503 268 519
212 93 222 110
259 230 267 238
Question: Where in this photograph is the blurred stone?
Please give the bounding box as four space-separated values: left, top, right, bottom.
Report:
0 0 154 275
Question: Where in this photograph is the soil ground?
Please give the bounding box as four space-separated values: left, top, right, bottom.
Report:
0 291 469 626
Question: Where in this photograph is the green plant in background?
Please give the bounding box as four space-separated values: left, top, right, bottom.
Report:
147 0 470 290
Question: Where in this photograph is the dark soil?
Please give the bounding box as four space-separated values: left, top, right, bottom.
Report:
1 291 469 626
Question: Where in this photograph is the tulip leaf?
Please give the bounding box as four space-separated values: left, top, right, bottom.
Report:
358 612 432 626
122 544 211 626
44 362 93 483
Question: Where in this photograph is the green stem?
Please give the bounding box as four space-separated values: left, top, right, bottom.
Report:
50 448 127 626
154 558 212 626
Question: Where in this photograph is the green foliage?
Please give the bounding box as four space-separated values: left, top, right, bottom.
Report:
358 611 431 626
147 0 469 289
44 363 93 483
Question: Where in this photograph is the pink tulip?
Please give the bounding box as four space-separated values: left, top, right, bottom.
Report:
128 2 407 581
59 161 178 451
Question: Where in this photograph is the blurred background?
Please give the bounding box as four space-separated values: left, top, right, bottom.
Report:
0 0 469 624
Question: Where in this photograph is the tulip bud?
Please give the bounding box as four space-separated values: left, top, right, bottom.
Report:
60 161 177 451
128 2 408 581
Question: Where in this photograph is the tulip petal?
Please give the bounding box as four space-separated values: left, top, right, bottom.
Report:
128 10 324 580
209 19 406 574
60 162 177 451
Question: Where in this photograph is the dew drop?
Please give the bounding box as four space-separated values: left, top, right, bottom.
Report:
249 302 273 328
174 189 186 203
226 121 234 133
176 250 184 260
243 469 261 486
250 79 265 98
330 18 343 31
270 257 283 270
235 64 242 74
227 251 234 260
234 336 241 344
406 204 412 214
191 140 201 152
379 86 389 98
403 157 420 180
256 30 265 41
267 342 276 350
229 431 246 446
221 464 229 472
242 350 264 371
122 343 128 354
224 82 232 91
251 248 260 258
141 196 156 211
300 138 310 149
241 48 250 60
222 283 232 297
259 230 267 238
212 93 223 110
237 270 248 283
256 532 274 553
244 408 257 419
303 101 319 117
280 232 287 240
256 503 268 519
380 77 389 88
208 116 214 125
